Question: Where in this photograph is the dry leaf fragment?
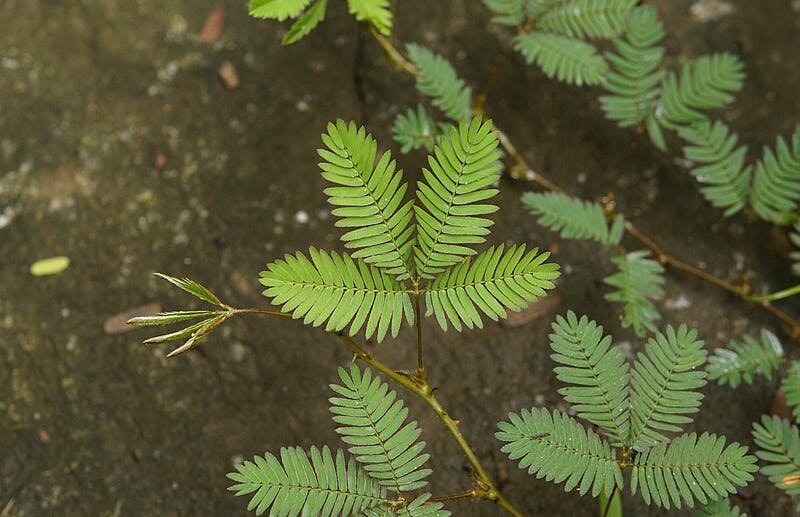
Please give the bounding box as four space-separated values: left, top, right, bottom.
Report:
200 7 226 44
218 60 239 90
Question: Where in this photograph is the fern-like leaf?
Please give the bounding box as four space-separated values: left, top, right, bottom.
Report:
227 446 387 516
548 311 630 445
536 0 636 39
658 53 744 127
781 361 800 423
599 6 665 130
628 325 707 449
259 248 413 342
282 0 327 44
630 432 757 509
413 117 502 279
695 499 747 517
791 220 800 276
496 407 623 497
392 105 448 153
249 0 313 20
346 0 392 35
424 244 559 331
677 121 752 216
750 124 800 223
319 120 415 280
706 330 784 388
752 415 800 496
514 32 608 85
604 251 665 337
522 191 625 245
483 0 527 25
405 44 472 121
329 364 432 493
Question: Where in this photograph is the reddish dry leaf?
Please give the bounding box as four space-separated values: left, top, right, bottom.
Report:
501 292 562 328
218 60 240 90
104 302 162 335
200 7 226 44
770 389 793 420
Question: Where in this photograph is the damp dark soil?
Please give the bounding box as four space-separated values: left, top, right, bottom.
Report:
2 0 800 515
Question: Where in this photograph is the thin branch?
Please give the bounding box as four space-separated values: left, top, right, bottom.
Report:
747 284 800 303
363 28 800 340
428 490 479 503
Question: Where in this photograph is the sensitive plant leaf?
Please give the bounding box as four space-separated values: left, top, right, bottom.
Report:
413 117 502 279
522 191 624 246
536 0 636 39
227 446 388 516
599 485 623 517
628 325 707 449
392 105 449 153
630 432 757 509
347 0 392 35
30 256 70 276
751 415 800 496
282 0 327 44
127 310 217 326
706 330 784 388
259 248 413 342
319 120 415 280
548 311 630 445
513 32 608 86
483 0 527 25
496 407 623 497
782 361 800 423
329 364 432 492
405 44 472 121
677 121 752 216
695 498 747 517
248 0 313 20
424 244 560 331
750 124 800 223
791 219 800 276
604 251 665 337
153 273 224 307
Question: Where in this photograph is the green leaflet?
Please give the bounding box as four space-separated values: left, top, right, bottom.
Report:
599 6 665 131
782 361 800 423
695 499 747 517
513 32 608 85
406 44 472 121
752 415 800 496
549 311 630 445
282 0 327 44
536 0 636 39
413 117 502 279
677 120 752 216
750 124 800 223
424 244 559 331
249 0 313 21
630 432 757 509
392 105 450 153
522 191 624 245
346 0 392 35
628 325 707 450
604 250 665 337
319 119 415 280
706 330 784 388
330 364 432 493
496 407 623 497
227 446 387 516
259 248 413 342
657 53 744 128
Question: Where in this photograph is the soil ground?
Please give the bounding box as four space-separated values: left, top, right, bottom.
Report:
2 0 800 515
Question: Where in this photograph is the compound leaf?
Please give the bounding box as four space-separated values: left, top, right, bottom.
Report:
319 120 415 280
781 361 800 423
282 0 327 44
347 0 392 35
406 44 472 121
628 325 707 449
548 311 630 445
536 0 637 39
604 250 665 337
496 407 623 497
424 244 560 331
750 124 800 223
522 191 624 246
249 0 313 20
330 364 432 493
706 330 784 388
751 415 800 496
413 117 502 279
392 105 449 153
259 248 413 342
630 432 757 509
514 32 608 86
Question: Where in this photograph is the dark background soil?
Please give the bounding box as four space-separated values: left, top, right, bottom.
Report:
2 0 800 515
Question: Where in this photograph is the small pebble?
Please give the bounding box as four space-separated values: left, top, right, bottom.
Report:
218 61 240 90
294 210 309 224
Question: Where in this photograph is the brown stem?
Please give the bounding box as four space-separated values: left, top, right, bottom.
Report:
363 29 800 339
429 490 479 503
